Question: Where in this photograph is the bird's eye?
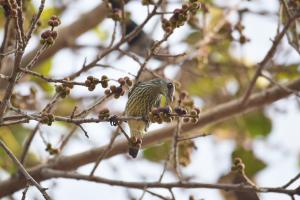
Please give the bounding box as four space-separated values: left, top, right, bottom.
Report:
167 83 173 89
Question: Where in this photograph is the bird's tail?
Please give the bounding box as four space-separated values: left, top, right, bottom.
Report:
128 137 142 158
128 145 140 158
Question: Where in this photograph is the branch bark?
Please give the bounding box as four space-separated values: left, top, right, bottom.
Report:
40 169 298 196
0 2 109 88
0 77 300 197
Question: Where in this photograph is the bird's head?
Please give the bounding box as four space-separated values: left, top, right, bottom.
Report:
149 78 175 104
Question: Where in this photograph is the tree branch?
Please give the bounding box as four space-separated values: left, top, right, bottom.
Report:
0 140 51 200
1 77 300 197
41 169 299 197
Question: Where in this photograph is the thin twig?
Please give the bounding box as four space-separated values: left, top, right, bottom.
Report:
90 131 119 176
20 123 40 164
0 140 51 200
41 169 300 196
282 172 300 189
260 73 300 98
241 13 300 105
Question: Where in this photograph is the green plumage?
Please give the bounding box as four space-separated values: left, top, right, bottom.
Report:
125 78 174 158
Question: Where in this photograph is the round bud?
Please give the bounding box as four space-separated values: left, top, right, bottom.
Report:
126 79 132 86
84 79 92 86
104 89 111 95
190 110 197 116
118 78 125 85
110 85 117 93
88 85 96 91
101 81 108 88
101 75 108 80
115 86 123 94
194 107 201 115
191 118 198 124
114 93 120 99
41 30 51 39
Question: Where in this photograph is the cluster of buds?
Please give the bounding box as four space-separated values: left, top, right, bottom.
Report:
182 107 200 124
40 113 54 126
55 81 73 98
85 76 98 91
162 0 201 33
45 143 59 155
41 30 57 45
141 0 155 5
232 157 245 172
98 108 110 120
174 106 187 116
84 75 109 91
40 15 61 45
104 76 132 99
234 21 249 44
108 8 123 21
48 15 61 28
149 106 173 123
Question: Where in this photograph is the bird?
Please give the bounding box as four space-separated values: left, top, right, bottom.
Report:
125 78 175 158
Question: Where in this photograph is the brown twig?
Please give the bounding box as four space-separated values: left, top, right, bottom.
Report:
0 140 51 200
241 13 300 105
20 123 40 164
89 130 119 176
41 169 300 197
1 77 300 197
282 172 300 189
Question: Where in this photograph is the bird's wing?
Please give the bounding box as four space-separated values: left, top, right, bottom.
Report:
128 81 141 97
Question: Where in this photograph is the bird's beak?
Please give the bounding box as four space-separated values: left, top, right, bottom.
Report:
166 87 174 104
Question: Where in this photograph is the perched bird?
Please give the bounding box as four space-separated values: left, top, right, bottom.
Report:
125 78 174 158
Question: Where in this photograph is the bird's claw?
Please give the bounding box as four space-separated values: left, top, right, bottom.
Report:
130 136 142 145
141 115 149 123
109 115 119 126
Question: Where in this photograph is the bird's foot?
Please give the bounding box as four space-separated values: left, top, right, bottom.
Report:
130 136 142 145
109 115 119 126
141 115 149 123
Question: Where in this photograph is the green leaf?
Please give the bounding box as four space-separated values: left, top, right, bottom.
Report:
31 59 54 94
274 64 300 80
238 111 272 138
10 125 31 143
232 146 266 177
185 31 203 45
143 142 170 162
54 97 77 116
0 127 22 173
35 59 52 75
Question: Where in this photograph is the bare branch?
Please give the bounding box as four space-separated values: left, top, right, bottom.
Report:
0 140 51 200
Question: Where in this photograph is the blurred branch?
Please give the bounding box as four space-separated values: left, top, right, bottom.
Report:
0 140 51 200
19 123 40 164
1 76 300 197
241 13 300 105
41 169 299 197
21 3 109 69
